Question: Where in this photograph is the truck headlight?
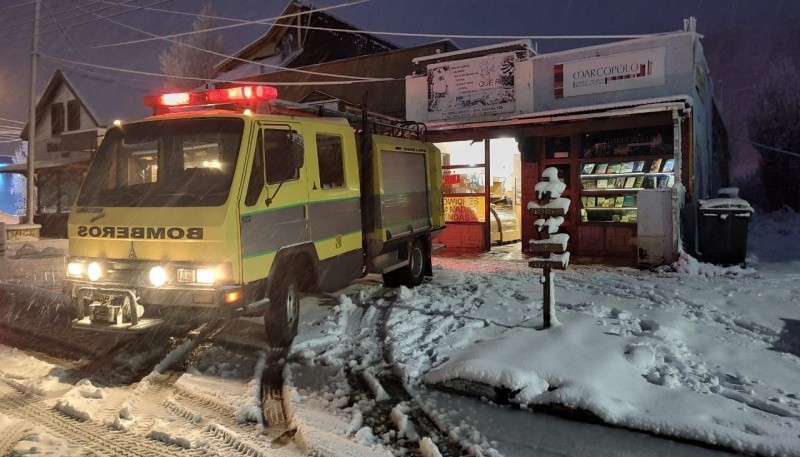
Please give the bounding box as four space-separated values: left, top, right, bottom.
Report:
195 268 217 284
176 266 222 285
86 261 103 282
67 261 84 278
149 266 168 287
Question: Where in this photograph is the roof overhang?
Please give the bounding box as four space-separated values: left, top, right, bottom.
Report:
424 96 693 138
0 152 91 174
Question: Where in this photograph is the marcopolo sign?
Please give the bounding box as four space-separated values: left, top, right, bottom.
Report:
554 47 666 98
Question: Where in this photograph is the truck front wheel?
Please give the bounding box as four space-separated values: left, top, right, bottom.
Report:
382 238 427 288
264 275 300 348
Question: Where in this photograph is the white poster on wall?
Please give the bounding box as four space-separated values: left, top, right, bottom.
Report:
554 47 667 98
427 53 516 120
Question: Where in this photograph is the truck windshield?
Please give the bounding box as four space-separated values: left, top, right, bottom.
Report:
76 118 244 207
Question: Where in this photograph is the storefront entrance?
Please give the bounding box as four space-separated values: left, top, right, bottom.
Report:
436 139 521 251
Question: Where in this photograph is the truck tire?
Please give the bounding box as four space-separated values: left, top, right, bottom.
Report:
264 275 300 349
382 238 426 288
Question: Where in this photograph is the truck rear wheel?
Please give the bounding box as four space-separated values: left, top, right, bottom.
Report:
382 238 426 288
264 275 300 349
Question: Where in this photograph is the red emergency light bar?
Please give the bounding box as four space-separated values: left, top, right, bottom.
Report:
142 85 279 111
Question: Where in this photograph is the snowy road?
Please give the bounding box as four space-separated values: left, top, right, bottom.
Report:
0 210 798 456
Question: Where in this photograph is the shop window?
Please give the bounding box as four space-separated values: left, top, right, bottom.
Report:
545 137 570 159
316 134 344 189
579 126 676 224
581 126 673 159
51 103 64 136
67 100 81 131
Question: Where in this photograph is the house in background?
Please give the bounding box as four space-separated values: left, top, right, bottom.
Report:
216 0 399 81
7 69 148 236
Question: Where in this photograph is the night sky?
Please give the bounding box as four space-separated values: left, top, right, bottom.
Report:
1 0 799 175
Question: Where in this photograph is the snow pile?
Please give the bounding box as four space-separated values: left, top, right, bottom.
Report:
747 207 800 267
670 251 756 277
0 345 67 396
54 379 107 422
148 419 207 449
235 351 267 425
370 213 800 456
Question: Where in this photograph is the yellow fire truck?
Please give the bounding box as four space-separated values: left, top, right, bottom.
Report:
63 85 444 346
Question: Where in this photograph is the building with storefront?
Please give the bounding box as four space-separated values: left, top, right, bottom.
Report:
406 19 728 265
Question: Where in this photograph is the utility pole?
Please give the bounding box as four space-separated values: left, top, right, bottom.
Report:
27 0 41 225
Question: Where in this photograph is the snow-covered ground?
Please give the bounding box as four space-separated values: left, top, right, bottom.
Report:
0 209 798 456
288 208 800 456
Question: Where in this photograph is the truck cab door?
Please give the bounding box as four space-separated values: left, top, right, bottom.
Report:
238 122 309 284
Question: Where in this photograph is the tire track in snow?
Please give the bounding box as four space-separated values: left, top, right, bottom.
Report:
0 378 194 457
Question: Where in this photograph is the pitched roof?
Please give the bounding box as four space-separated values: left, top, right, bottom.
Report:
216 0 397 73
21 69 152 140
231 40 458 118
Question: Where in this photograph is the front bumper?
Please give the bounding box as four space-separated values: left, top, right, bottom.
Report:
63 280 244 312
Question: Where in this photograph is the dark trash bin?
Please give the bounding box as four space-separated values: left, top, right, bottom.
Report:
696 190 753 265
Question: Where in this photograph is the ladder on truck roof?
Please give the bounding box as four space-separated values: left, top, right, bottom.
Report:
264 98 428 142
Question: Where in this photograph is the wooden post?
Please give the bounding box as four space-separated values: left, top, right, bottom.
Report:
541 266 552 329
528 166 571 330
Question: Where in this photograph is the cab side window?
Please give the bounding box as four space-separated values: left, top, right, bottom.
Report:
316 134 344 189
265 128 301 184
244 132 265 206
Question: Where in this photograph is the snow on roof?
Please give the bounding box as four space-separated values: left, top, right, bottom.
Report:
412 39 536 65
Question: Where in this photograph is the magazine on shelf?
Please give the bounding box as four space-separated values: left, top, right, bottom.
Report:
614 177 625 188
595 163 608 174
608 163 622 174
662 158 675 172
649 158 663 172
586 196 597 208
597 179 608 189
602 197 615 208
622 195 636 207
667 175 675 187
634 175 645 188
583 179 597 189
614 196 624 208
633 161 645 172
620 162 634 173
581 196 588 207
657 176 669 188
624 176 636 188
643 176 655 189
582 163 596 174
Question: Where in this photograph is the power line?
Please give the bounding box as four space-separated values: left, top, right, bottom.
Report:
0 0 34 13
0 0 177 45
73 2 390 82
40 53 398 86
86 0 655 49
733 137 800 159
88 0 374 49
42 1 91 66
0 0 118 43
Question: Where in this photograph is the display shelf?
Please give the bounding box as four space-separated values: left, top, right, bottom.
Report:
580 154 672 164
584 207 638 210
582 188 644 193
580 172 674 178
